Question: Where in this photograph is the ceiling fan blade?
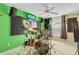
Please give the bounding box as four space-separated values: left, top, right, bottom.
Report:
49 7 55 11
39 12 50 16
50 12 58 15
38 9 45 11
41 3 49 9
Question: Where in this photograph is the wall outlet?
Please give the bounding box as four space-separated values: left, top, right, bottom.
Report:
7 43 10 46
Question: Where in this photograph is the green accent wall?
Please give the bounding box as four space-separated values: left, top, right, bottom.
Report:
0 4 10 15
0 14 25 53
36 16 40 21
27 13 36 20
0 4 45 53
16 9 27 19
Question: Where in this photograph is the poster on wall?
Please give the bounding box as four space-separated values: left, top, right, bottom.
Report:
29 20 37 28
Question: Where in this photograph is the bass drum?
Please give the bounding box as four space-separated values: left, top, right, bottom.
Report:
37 43 49 55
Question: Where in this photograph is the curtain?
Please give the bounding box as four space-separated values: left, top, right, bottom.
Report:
60 15 67 39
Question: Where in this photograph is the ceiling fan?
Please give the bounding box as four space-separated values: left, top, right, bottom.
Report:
39 4 58 16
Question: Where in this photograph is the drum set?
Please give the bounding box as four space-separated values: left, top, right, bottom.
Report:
17 27 56 55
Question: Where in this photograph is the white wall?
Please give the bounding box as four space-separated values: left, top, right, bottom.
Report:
51 16 62 36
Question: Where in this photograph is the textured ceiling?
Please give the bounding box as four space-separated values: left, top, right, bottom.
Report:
5 3 79 18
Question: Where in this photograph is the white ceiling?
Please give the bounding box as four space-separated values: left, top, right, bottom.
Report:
5 3 79 18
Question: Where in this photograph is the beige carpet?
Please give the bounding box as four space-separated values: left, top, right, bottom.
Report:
0 36 77 55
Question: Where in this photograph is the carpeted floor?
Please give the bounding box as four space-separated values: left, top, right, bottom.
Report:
0 36 77 55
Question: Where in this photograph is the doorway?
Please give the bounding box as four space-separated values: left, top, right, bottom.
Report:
67 18 79 42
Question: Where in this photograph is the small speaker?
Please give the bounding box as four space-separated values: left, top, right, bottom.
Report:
9 7 17 16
